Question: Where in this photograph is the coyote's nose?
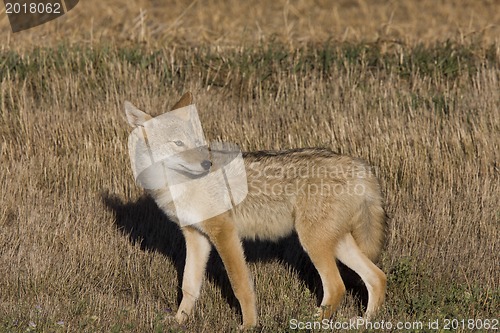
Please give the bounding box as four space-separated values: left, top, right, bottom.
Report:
201 160 212 170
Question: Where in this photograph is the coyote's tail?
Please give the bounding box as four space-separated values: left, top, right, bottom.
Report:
351 198 388 263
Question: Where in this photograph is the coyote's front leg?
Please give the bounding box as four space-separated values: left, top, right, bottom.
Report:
203 214 257 329
175 226 212 324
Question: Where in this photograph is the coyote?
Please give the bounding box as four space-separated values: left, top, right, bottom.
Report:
124 93 387 329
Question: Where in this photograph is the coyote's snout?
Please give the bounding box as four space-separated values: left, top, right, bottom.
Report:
166 147 212 177
124 92 387 329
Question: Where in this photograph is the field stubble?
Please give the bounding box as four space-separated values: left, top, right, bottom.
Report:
1 0 500 49
0 43 498 332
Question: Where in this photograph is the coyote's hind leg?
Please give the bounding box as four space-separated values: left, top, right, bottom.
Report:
336 234 386 319
296 224 346 319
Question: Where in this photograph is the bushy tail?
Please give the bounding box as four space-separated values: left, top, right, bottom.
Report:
351 201 388 263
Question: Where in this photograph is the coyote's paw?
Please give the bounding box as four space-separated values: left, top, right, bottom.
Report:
313 305 334 320
174 310 190 325
238 323 259 331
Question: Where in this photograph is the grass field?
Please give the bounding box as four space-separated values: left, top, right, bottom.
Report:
1 1 499 332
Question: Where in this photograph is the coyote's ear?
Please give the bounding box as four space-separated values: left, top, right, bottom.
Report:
171 92 193 110
124 101 152 127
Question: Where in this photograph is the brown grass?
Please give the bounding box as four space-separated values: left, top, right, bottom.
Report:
0 1 499 332
1 0 500 49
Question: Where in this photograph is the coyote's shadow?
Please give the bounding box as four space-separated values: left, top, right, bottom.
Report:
102 192 368 316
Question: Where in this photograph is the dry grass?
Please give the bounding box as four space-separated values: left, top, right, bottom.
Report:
1 1 499 332
1 0 500 49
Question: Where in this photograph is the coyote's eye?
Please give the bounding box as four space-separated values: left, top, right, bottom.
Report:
174 140 184 146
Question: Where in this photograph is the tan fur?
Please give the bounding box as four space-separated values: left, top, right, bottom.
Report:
171 91 193 110
125 93 387 329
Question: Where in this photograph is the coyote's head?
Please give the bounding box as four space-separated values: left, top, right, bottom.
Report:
124 92 248 226
125 92 212 184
